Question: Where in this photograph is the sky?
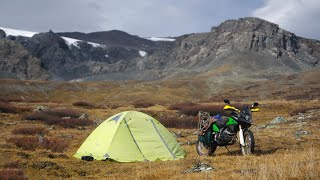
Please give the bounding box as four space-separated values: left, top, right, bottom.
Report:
0 0 319 40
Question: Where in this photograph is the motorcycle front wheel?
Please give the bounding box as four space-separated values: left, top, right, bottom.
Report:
241 130 255 155
196 141 217 156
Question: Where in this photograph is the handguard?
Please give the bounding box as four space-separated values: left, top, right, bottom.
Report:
250 108 260 112
223 105 240 112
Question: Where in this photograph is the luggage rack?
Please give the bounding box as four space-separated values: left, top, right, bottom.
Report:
198 111 215 135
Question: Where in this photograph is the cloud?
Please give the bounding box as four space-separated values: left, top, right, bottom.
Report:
7 0 313 38
253 0 320 40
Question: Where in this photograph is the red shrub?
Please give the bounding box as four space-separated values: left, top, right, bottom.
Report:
47 118 92 128
42 109 81 118
168 102 197 110
72 101 95 108
0 101 18 114
132 101 155 108
24 112 57 121
24 109 91 128
43 138 69 152
0 169 27 180
7 136 69 152
7 137 39 150
4 161 20 169
158 116 198 129
179 104 226 116
12 127 48 135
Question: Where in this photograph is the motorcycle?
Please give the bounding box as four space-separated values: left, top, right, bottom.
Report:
196 99 259 156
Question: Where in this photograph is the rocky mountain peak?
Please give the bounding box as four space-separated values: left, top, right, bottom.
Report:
0 29 6 38
0 17 319 81
31 30 69 50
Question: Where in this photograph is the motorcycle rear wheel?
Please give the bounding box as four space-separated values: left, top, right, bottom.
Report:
196 141 217 156
241 130 255 155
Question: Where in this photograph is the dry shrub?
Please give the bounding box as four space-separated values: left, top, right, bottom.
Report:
43 138 69 152
24 109 91 128
0 101 18 114
0 169 27 180
25 112 57 121
42 109 81 118
158 116 198 129
132 101 155 108
12 127 48 135
46 118 91 128
107 103 122 109
7 137 39 150
177 104 225 116
72 101 95 108
4 161 20 169
7 136 69 152
169 102 253 116
168 102 197 110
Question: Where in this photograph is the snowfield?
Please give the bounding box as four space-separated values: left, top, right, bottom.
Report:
143 37 176 42
0 26 103 48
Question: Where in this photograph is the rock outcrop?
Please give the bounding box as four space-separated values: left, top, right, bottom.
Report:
0 38 50 80
0 17 319 81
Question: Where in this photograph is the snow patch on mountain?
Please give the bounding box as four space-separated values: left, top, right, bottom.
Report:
0 26 103 48
0 27 37 37
144 37 176 42
139 50 147 57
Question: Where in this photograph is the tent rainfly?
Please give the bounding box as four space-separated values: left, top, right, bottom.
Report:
74 111 186 162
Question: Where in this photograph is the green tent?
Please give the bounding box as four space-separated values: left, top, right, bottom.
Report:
74 111 186 162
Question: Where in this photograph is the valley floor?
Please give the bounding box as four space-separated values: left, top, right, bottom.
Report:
0 99 319 179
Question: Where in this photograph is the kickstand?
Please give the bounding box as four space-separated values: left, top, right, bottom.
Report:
225 146 231 153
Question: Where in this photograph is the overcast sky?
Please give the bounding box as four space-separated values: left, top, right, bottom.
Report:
0 0 319 40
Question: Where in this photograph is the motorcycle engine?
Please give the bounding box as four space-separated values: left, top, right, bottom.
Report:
215 127 237 145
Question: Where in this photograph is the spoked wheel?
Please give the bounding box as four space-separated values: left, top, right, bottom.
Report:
241 130 255 155
196 141 217 156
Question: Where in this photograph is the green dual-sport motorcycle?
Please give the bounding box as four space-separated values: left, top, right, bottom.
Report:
196 99 259 156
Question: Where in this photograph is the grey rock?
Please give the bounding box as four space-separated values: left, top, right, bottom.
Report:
93 119 104 126
265 125 279 129
184 162 215 173
297 117 306 122
34 106 47 112
295 130 309 137
269 116 286 124
256 125 267 129
290 122 308 127
59 134 74 139
173 131 183 138
79 113 88 120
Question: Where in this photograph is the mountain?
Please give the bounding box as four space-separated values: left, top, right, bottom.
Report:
0 17 319 81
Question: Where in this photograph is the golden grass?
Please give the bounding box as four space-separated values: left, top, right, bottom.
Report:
0 98 319 179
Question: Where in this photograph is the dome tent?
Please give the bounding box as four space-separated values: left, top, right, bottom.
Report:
74 111 186 162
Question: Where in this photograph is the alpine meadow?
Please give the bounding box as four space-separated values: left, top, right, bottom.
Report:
0 4 320 179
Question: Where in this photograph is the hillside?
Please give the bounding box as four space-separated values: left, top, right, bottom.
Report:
1 17 319 81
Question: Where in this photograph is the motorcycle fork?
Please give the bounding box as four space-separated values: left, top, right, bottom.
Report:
239 125 245 146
